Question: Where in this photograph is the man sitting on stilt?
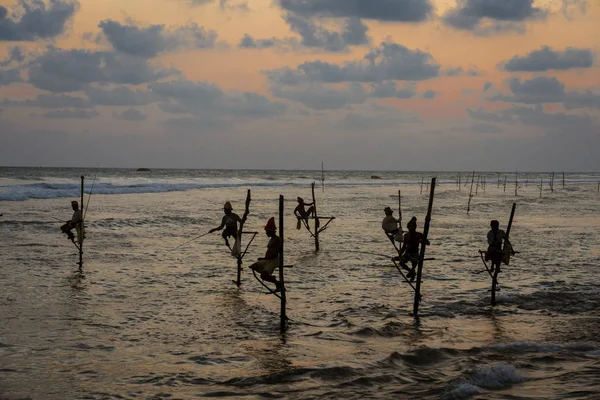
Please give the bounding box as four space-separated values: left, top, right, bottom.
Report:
249 217 282 292
382 206 402 245
60 200 83 244
394 217 429 282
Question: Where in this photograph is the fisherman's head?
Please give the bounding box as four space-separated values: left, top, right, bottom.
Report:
407 216 417 231
297 197 304 204
223 201 232 214
490 220 499 229
71 200 79 210
384 207 393 216
264 217 277 236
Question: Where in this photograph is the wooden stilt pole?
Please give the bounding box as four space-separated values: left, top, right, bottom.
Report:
321 162 325 192
514 171 519 196
413 177 436 317
457 173 461 191
235 189 252 287
491 203 516 306
550 172 555 192
538 178 543 198
279 195 287 333
311 182 320 252
475 175 480 195
398 189 402 227
78 176 84 271
467 171 475 214
503 175 507 192
562 172 565 188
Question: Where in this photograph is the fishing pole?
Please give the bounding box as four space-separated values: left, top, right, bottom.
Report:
83 164 100 221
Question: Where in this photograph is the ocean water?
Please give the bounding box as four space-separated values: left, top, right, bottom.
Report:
1 167 600 400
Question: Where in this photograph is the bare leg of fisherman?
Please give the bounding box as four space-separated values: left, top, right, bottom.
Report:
61 222 75 242
406 260 418 282
261 272 282 292
222 230 233 250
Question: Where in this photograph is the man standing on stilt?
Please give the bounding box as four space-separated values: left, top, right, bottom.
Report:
486 219 514 272
209 201 242 251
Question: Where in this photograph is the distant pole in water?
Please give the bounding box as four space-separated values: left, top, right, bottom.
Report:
420 177 424 195
538 178 543 198
497 173 501 188
321 162 325 192
550 172 555 193
475 175 480 195
413 177 436 317
491 203 516 306
457 173 461 191
78 176 84 271
503 175 507 192
279 194 287 333
312 182 320 252
398 189 403 227
562 172 565 189
525 174 528 187
514 171 520 197
467 171 475 214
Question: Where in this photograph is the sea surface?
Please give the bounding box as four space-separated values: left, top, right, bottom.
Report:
1 167 600 400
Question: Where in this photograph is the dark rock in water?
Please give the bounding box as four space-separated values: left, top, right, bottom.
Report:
371 175 382 179
136 168 151 172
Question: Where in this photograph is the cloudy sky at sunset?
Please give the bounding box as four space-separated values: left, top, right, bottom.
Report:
0 0 598 171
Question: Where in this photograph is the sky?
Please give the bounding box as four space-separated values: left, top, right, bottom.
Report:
0 0 599 171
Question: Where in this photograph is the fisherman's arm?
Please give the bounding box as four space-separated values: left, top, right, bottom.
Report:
71 212 83 225
209 216 226 232
399 242 407 255
487 231 495 246
264 238 281 259
419 233 430 246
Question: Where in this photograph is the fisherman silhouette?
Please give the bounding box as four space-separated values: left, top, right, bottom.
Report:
209 201 242 251
249 217 282 292
60 201 82 243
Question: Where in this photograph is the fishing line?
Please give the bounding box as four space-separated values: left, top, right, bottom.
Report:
83 164 100 221
166 231 212 252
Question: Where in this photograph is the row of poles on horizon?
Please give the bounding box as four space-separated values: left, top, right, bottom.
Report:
66 164 597 332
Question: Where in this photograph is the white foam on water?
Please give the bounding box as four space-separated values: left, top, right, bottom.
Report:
469 364 524 389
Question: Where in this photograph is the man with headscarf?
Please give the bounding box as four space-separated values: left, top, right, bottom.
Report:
60 200 83 243
394 217 430 282
249 217 282 292
209 201 242 250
